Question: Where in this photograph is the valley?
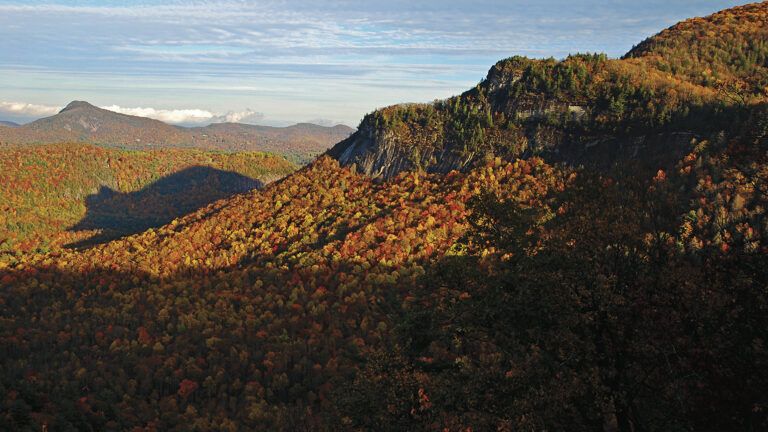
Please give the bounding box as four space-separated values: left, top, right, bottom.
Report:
0 143 295 254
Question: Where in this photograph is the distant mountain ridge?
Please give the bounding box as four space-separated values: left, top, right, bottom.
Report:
0 120 19 127
0 101 354 163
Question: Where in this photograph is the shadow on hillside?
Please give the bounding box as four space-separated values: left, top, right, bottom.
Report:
65 165 263 249
0 245 405 430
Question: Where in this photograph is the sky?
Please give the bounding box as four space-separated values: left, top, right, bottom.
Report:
0 0 753 127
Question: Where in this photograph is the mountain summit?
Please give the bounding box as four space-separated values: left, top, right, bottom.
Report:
59 100 98 113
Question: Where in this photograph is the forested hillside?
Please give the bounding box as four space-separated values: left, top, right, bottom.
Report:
625 2 768 90
330 2 767 179
1 2 767 431
0 144 295 254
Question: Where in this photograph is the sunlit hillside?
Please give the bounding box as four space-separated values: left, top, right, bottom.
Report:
0 143 295 255
3 101 768 428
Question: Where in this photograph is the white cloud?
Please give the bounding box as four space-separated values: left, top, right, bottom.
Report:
305 118 340 127
100 105 216 124
218 109 264 124
100 105 264 125
0 1 745 126
0 101 61 117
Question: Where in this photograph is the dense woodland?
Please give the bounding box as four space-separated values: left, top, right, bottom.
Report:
2 110 767 430
1 2 768 431
0 144 295 255
341 106 768 431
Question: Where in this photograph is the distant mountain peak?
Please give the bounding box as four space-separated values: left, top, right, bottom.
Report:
0 101 353 163
60 100 97 113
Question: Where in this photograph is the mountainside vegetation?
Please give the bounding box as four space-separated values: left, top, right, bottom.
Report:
342 107 768 431
2 107 767 429
0 143 295 255
624 1 768 91
1 2 768 431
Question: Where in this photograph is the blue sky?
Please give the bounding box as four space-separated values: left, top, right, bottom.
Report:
0 0 752 126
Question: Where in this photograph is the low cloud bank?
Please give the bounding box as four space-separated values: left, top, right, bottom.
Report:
0 100 265 126
0 101 61 117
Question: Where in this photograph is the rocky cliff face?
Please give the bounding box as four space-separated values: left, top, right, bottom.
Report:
327 54 704 179
328 55 709 180
330 117 698 180
328 114 477 180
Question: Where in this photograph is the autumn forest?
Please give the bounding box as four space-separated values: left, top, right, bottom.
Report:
1 2 768 431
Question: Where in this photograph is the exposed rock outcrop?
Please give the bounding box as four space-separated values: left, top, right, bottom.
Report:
329 117 699 180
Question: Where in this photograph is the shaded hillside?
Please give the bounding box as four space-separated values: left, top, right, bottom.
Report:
66 167 264 248
0 121 19 127
0 102 354 163
0 153 562 430
330 2 767 179
0 143 295 253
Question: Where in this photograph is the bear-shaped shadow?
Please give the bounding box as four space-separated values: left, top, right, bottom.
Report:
66 165 263 248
